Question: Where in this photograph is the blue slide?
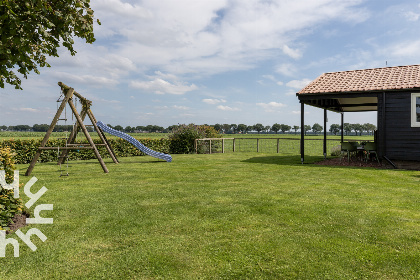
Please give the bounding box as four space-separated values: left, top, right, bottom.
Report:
96 121 172 162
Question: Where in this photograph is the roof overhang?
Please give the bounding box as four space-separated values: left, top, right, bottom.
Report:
297 91 379 113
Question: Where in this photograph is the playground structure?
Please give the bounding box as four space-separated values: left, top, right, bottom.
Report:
25 82 172 176
25 82 119 176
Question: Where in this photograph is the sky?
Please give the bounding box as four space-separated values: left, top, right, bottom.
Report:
2 0 420 129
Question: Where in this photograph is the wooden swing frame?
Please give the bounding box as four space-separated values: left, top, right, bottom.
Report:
25 82 119 176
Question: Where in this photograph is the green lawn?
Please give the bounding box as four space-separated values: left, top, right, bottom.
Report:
1 153 420 279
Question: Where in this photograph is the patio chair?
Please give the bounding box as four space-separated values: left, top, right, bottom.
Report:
363 142 380 164
341 142 357 162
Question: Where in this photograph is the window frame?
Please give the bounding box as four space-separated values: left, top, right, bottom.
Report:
411 93 420 127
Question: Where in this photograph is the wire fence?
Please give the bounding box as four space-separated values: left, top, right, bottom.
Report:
195 138 346 156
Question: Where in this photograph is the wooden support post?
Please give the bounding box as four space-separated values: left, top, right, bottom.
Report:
341 112 344 143
233 138 236 152
68 98 109 173
323 108 327 159
277 138 280 153
25 88 75 176
300 101 305 164
57 106 88 165
257 138 260 152
87 109 119 164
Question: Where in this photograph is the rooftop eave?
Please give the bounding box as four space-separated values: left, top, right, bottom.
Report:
296 87 420 99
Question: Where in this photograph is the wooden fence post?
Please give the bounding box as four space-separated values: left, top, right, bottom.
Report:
209 139 212 154
222 139 225 153
195 139 198 153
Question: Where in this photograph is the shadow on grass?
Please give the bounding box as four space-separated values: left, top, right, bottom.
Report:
242 155 321 166
242 155 391 170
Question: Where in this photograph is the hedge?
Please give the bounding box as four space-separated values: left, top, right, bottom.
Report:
0 138 172 164
0 147 25 231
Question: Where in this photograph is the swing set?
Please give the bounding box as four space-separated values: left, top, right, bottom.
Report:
24 82 119 176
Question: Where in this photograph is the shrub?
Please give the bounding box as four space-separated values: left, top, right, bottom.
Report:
0 147 25 231
331 145 341 156
168 124 221 154
0 138 172 164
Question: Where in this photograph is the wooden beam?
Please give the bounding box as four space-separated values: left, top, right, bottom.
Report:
68 98 109 173
58 82 92 105
39 147 94 150
334 103 377 108
25 88 75 176
298 92 379 100
87 109 119 164
57 106 88 165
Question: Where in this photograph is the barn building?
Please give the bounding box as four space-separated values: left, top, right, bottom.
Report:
297 64 420 167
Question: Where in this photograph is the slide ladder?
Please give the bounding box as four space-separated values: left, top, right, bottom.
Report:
96 121 172 162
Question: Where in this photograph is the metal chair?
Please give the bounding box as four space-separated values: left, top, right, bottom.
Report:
363 142 380 164
341 142 357 162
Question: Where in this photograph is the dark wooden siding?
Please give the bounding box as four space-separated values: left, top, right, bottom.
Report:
379 91 420 161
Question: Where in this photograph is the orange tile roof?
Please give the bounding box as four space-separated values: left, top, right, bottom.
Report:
298 64 420 94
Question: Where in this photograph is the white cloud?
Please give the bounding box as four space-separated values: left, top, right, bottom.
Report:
386 39 420 58
52 72 119 87
282 45 302 59
130 78 198 95
286 79 312 89
89 97 121 104
202 98 227 104
404 11 420 21
90 0 368 77
154 106 169 110
262 75 276 81
259 75 283 86
17 108 40 113
256 102 286 112
172 105 189 110
96 0 153 19
217 105 240 111
275 63 298 77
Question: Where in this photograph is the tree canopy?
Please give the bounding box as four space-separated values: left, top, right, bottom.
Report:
329 124 341 135
312 123 323 134
0 0 99 89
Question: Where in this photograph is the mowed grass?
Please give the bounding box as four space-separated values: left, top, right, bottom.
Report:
1 153 420 279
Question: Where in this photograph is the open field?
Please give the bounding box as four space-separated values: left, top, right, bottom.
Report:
0 131 169 141
199 135 374 155
1 153 419 279
0 132 374 157
0 131 374 141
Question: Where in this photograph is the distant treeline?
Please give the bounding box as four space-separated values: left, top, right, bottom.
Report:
1 122 376 136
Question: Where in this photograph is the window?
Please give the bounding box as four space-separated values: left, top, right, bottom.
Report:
412 93 420 127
